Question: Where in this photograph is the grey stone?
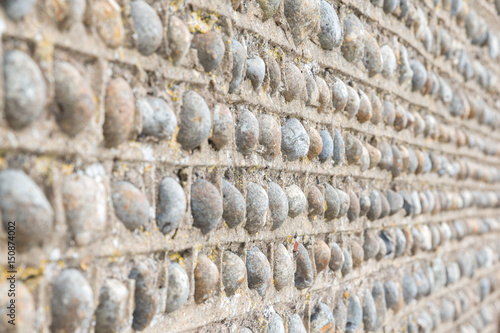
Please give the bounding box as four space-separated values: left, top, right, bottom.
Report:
95 279 129 333
229 39 247 93
194 255 219 304
324 183 340 220
103 77 135 148
177 90 211 150
372 282 386 327
295 243 313 289
410 60 427 91
192 31 225 72
191 179 223 234
2 0 36 20
367 190 382 221
282 63 305 102
342 248 353 276
157 177 186 235
284 0 321 45
222 180 246 229
51 269 94 332
286 185 306 218
333 128 346 165
364 33 383 76
305 71 319 106
267 313 285 333
138 96 177 140
222 251 246 295
402 273 418 304
4 50 46 129
246 56 266 89
168 16 192 65
329 242 344 272
381 45 397 78
399 45 414 86
130 0 163 56
318 129 333 162
166 261 189 313
384 0 398 13
246 247 272 296
311 302 335 333
268 182 289 230
394 228 407 257
336 189 350 218
282 118 310 160
236 110 259 155
364 230 380 260
334 298 348 331
258 114 281 159
259 0 282 21
288 314 307 333
211 104 234 149
245 182 268 234
363 289 378 331
384 280 400 309
112 181 150 231
347 189 360 221
342 14 365 62
332 78 349 112
274 244 294 290
346 295 362 333
386 190 403 215
318 0 342 50
359 191 371 216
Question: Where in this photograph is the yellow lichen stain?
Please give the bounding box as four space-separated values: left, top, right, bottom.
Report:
0 157 7 170
188 11 219 33
61 163 74 176
170 253 185 267
170 0 184 11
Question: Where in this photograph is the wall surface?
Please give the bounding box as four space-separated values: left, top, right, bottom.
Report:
1 0 500 332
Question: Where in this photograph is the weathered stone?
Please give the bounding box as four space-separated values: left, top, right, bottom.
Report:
337 189 350 218
347 189 360 221
402 273 418 304
359 191 371 217
138 96 177 140
364 33 383 76
317 76 331 112
332 78 349 112
177 91 211 150
63 174 106 245
54 61 95 136
246 56 266 90
311 302 335 333
247 247 272 296
211 104 234 149
259 0 282 21
364 230 380 260
4 50 46 129
282 63 306 102
330 242 344 272
95 279 129 333
295 243 313 289
308 128 323 160
350 240 364 268
282 118 310 160
305 71 319 106
268 182 289 230
284 0 321 45
51 269 94 332
166 261 189 313
274 244 294 290
345 134 362 165
307 185 325 218
314 240 331 273
346 295 362 333
394 228 407 257
372 281 386 327
103 77 135 147
267 313 286 333
168 16 192 65
384 280 400 309
357 89 372 123
194 255 219 303
318 0 342 49
288 314 307 333
112 181 150 231
363 289 378 331
229 39 247 93
192 31 225 72
222 251 246 295
191 179 223 234
318 129 333 162
259 114 281 159
342 248 353 276
381 45 397 78
285 185 306 218
221 180 246 229
324 183 340 220
245 182 268 234
342 14 365 62
130 0 162 56
236 110 259 155
2 0 36 20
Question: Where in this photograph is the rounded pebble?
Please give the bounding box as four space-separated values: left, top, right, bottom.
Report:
314 240 331 273
274 243 294 290
281 118 310 160
236 110 259 155
222 180 246 229
211 104 234 149
192 31 225 72
194 255 219 303
247 247 272 296
318 129 334 162
258 114 281 159
222 251 246 295
166 261 190 313
284 0 321 45
168 16 192 65
268 182 289 230
191 179 223 234
245 182 269 234
286 185 307 218
318 0 342 50
177 91 211 150
103 78 135 147
346 295 362 333
307 128 323 160
330 242 345 271
246 56 266 90
95 279 129 333
342 14 365 62
112 181 150 231
295 243 314 289
138 96 177 140
311 302 335 333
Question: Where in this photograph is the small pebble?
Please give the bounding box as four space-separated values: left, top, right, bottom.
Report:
347 189 360 221
222 180 246 229
316 77 331 112
2 0 36 20
168 16 192 65
311 302 335 333
307 128 323 160
268 182 289 230
295 243 314 289
379 192 391 218
166 261 189 313
51 269 94 332
364 33 383 76
384 0 398 13
333 128 346 165
177 91 211 150
381 45 397 78
93 0 124 47
372 282 386 326
346 295 362 333
191 179 223 234
394 105 408 131
130 0 162 56
267 313 285 333
329 242 344 272
318 129 333 162
236 110 259 155
334 299 348 331
286 185 307 218
367 144 381 168
274 243 294 290
344 85 360 119
0 169 53 249
318 0 342 50
192 31 225 72
284 0 321 45
103 78 135 147
307 186 325 218
229 39 246 93
112 181 150 231
391 145 403 177
332 78 349 112
95 279 129 333
305 71 319 106
399 45 414 87
402 273 418 304
357 90 373 123
370 93 383 124
289 314 307 333
342 14 365 62
377 140 393 170
54 61 95 136
222 251 246 295
411 60 428 92
364 230 380 260
386 190 403 215
345 134 362 165
246 56 266 90
247 247 272 296
363 289 378 331
342 248 353 276
324 183 340 220
367 190 382 221
384 280 400 309
259 0 281 21
4 50 47 129
194 255 219 303
211 104 234 149
282 62 306 102
258 114 281 159
138 96 176 140
350 240 364 268
359 191 371 216
62 174 106 246
379 231 394 258
245 182 268 234
359 145 370 171
314 240 331 273
281 118 310 160
382 100 396 126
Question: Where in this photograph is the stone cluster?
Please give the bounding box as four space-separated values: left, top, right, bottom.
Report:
1 0 500 332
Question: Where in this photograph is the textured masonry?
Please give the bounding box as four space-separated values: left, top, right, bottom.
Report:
1 0 500 332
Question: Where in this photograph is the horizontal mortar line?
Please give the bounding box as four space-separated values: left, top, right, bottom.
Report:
50 207 500 266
